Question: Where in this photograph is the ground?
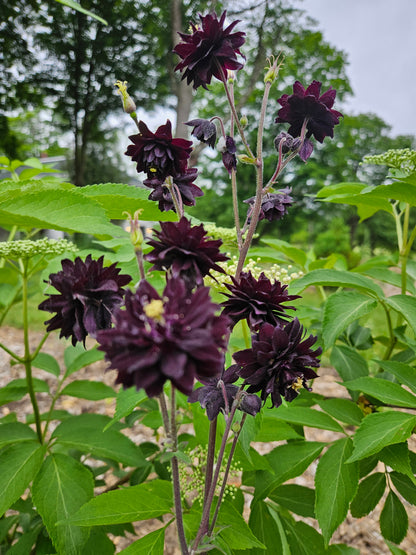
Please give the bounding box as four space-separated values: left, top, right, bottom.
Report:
1 325 415 554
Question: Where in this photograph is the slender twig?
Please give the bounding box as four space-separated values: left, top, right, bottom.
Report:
203 419 217 509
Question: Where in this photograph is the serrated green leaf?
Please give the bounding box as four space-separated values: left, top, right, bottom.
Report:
260 237 308 267
254 416 303 442
117 527 165 554
64 480 173 526
104 387 147 430
274 405 345 433
380 491 408 544
378 442 416 483
80 528 116 555
317 398 363 426
0 441 46 517
52 414 145 466
385 294 416 335
255 441 325 500
269 484 315 518
350 472 386 517
0 422 37 447
60 380 116 400
64 347 104 377
322 291 377 349
348 412 416 462
385 540 407 555
80 183 175 222
245 500 281 554
361 267 416 295
32 352 61 377
289 269 384 298
0 377 49 406
315 437 359 545
390 472 416 505
32 454 94 555
343 377 416 408
330 346 369 401
216 498 265 550
376 360 416 395
279 515 327 555
0 186 120 237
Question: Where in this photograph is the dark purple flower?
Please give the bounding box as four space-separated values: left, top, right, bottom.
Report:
39 255 131 346
275 80 342 143
97 278 230 397
125 120 193 180
244 188 293 222
221 271 300 330
185 119 217 148
188 367 261 420
144 168 203 212
221 136 237 175
145 216 229 289
174 11 245 89
274 132 302 154
230 319 321 408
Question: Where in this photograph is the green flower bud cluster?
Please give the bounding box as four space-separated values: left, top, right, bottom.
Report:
205 254 304 292
204 223 256 248
0 238 78 260
363 148 416 174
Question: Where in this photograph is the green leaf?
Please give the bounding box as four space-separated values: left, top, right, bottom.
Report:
315 437 359 545
104 386 147 430
385 294 416 335
55 0 108 25
348 412 416 462
322 291 378 349
81 528 116 555
64 346 104 377
385 540 407 555
343 377 416 408
273 405 345 433
32 454 94 555
0 441 46 517
317 398 364 426
376 360 416 395
289 269 384 299
80 183 175 222
216 498 265 550
255 441 325 500
65 480 173 526
279 514 327 555
360 267 416 295
390 472 416 505
269 484 315 518
350 472 386 517
0 422 37 447
260 237 308 267
0 186 119 237
246 499 282 554
60 380 116 400
330 346 369 400
380 491 408 544
378 442 416 483
32 352 61 377
52 414 145 466
254 416 303 442
0 377 50 406
117 527 165 554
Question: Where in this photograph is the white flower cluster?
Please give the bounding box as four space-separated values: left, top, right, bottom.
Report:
0 238 78 260
205 254 304 292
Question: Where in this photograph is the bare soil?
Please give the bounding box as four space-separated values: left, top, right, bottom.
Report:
1 326 415 554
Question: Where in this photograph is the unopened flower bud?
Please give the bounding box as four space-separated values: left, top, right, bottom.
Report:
240 114 248 128
114 80 137 114
124 209 144 250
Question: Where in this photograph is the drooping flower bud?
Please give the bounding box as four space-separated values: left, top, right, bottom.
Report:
114 80 137 114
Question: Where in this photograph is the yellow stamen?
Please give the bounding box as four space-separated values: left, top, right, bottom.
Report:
144 299 164 321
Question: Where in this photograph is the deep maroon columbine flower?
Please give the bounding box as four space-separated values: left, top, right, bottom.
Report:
39 255 131 346
274 132 302 154
230 319 321 408
97 278 230 397
174 11 245 89
144 168 203 212
244 188 293 222
275 80 342 144
221 271 300 330
145 216 229 289
185 119 217 148
125 120 193 180
188 367 261 421
220 136 237 175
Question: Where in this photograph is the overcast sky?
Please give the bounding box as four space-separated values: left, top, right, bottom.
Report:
300 0 416 137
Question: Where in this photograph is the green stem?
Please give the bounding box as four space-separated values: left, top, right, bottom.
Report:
203 419 217 509
21 259 43 443
381 301 396 362
0 342 23 363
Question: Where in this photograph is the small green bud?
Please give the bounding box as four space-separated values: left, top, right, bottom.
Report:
123 209 144 250
240 114 248 128
114 80 137 114
237 154 257 165
264 54 283 84
231 420 241 434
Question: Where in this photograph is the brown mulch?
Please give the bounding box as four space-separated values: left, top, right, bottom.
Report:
1 326 416 554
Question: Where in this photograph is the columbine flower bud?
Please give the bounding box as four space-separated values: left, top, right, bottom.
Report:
240 114 248 128
124 209 144 250
114 80 137 114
